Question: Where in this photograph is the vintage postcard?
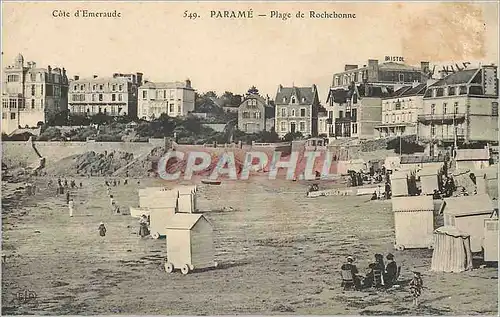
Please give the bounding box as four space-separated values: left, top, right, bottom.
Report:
1 0 499 315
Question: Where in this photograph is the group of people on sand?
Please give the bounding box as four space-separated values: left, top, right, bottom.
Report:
341 254 424 305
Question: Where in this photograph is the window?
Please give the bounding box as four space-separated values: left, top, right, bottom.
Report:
73 85 78 91
119 85 123 91
291 96 296 104
300 108 306 117
7 75 19 82
351 109 357 121
177 106 181 112
431 124 436 136
280 122 287 132
352 123 358 134
163 91 167 99
395 100 401 110
454 102 459 114
9 99 16 108
459 85 467 95
112 94 116 101
339 110 344 118
299 121 306 131
398 74 404 82
99 85 103 90
392 114 395 123
401 113 405 122
80 85 84 90
92 94 96 101
443 103 447 114
281 108 286 117
385 114 389 123
31 99 35 109
10 113 16 120
40 84 43 95
31 85 36 96
242 111 250 118
493 102 499 116
118 94 123 101
93 85 96 91
142 91 147 99
254 111 261 119
99 94 103 101
112 85 116 91
448 87 456 96
169 104 174 112
436 88 444 97
431 104 435 114
283 97 287 103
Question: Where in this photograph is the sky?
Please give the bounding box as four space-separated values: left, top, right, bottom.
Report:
2 1 499 102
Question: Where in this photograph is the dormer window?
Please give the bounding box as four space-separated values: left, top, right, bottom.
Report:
302 97 306 103
283 97 287 103
291 96 296 104
291 109 296 117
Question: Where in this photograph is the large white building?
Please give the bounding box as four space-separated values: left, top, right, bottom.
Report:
138 80 195 120
2 54 69 134
68 72 142 118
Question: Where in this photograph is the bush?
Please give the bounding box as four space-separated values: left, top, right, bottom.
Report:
37 127 62 141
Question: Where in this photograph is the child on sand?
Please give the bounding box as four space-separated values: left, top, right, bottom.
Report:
98 222 107 237
409 271 423 306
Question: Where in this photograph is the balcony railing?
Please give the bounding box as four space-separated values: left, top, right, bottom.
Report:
417 113 466 122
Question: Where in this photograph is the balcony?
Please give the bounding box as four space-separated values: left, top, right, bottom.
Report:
417 113 466 123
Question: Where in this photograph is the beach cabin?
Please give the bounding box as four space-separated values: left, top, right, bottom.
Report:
441 194 494 252
431 226 473 273
139 189 179 209
483 216 498 262
390 170 409 197
392 195 434 250
455 148 490 170
129 207 151 218
177 185 197 213
418 167 440 195
164 214 217 275
400 154 446 171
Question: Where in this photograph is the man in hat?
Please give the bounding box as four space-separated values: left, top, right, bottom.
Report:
340 256 361 290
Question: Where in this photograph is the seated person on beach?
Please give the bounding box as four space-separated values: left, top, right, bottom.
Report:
340 256 361 290
371 191 378 200
384 253 398 287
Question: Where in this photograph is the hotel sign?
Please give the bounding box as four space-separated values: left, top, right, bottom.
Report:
385 56 404 62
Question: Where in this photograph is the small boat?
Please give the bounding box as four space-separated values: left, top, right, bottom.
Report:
201 179 222 185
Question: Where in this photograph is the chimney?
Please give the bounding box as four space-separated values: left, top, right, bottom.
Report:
367 59 379 82
278 84 282 93
31 62 36 69
420 61 430 82
136 72 143 85
74 75 80 80
47 65 52 73
62 68 66 76
344 64 358 71
93 75 98 79
185 79 191 88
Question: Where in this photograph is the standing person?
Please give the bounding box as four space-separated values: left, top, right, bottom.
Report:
109 195 115 212
79 182 83 188
64 179 68 188
124 177 128 185
139 214 150 238
98 222 107 237
66 192 70 204
68 199 74 217
409 271 423 306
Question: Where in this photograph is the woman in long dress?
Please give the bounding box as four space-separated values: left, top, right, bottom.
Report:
139 215 150 238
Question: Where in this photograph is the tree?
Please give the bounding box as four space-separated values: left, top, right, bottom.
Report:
68 114 91 126
248 86 259 95
283 131 303 142
204 91 218 99
47 110 69 126
258 129 280 143
90 113 113 126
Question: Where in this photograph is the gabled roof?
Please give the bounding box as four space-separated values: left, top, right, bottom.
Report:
392 195 434 212
166 213 211 230
455 148 490 161
388 83 427 99
442 194 494 217
429 69 479 87
275 85 317 105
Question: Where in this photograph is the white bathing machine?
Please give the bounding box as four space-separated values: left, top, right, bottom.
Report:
392 195 435 250
441 194 494 253
164 213 217 275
